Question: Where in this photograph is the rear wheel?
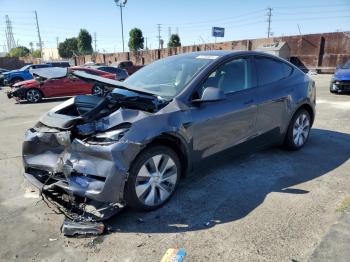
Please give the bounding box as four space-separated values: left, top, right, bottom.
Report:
125 145 181 211
284 109 311 150
92 85 105 96
26 89 42 103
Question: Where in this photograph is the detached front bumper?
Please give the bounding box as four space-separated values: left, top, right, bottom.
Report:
22 128 142 204
7 87 26 99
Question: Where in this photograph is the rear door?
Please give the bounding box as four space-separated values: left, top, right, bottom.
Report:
254 56 294 139
189 56 258 158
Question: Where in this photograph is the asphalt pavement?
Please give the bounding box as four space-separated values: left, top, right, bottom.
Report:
0 74 349 261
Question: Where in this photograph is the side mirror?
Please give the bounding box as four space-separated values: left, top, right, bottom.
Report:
193 87 225 103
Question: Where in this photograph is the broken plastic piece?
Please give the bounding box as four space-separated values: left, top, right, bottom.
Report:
161 248 186 262
61 218 105 236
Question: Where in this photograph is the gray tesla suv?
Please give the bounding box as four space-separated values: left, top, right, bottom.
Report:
22 51 316 217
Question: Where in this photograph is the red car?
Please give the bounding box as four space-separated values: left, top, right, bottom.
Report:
7 67 116 103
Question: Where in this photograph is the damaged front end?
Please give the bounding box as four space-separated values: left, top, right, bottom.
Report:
23 88 167 222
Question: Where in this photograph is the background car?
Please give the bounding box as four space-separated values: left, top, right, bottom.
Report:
7 67 115 103
88 65 128 81
2 62 70 86
330 59 350 93
115 60 143 75
0 67 9 86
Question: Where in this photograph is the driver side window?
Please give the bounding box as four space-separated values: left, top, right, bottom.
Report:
201 57 253 96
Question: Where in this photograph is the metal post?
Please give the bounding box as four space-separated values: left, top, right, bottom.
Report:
34 11 43 58
120 5 125 52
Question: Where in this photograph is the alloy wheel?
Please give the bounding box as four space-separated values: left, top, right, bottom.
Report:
135 154 178 206
26 89 41 103
292 113 310 147
92 85 104 96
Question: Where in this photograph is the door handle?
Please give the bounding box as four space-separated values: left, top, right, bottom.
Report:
244 99 254 105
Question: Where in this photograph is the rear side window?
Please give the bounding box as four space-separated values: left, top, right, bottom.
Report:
255 57 293 86
99 67 117 74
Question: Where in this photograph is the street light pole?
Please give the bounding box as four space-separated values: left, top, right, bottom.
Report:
115 0 127 53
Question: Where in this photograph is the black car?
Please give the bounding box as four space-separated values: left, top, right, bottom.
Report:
0 67 9 86
22 51 315 217
89 65 128 81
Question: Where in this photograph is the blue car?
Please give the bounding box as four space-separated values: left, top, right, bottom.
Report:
3 64 52 86
330 59 350 93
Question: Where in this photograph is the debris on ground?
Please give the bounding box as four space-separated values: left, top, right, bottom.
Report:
61 218 105 236
161 248 186 262
49 238 58 242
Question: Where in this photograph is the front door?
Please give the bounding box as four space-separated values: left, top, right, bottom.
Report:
189 57 258 159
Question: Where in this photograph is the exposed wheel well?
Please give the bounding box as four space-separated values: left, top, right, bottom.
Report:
297 104 315 125
147 134 189 176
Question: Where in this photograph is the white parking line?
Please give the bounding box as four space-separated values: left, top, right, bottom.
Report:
317 99 350 110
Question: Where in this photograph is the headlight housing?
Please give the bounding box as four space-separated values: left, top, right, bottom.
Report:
85 128 129 145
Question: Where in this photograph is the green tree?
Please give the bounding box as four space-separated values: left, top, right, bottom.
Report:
7 46 30 57
58 37 78 58
77 29 93 55
128 28 144 52
32 49 41 58
168 34 181 48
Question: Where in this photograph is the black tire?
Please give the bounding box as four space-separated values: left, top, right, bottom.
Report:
284 109 311 150
10 77 24 86
92 85 105 96
125 145 181 212
26 88 42 103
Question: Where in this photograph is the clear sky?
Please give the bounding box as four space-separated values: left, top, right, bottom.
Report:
0 0 349 53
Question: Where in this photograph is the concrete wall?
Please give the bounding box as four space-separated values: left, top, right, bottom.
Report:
75 32 350 73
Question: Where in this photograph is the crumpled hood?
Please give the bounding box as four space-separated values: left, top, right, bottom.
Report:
333 68 350 80
13 79 38 87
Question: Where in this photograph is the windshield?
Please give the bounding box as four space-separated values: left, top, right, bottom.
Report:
341 60 350 69
19 65 31 71
123 55 214 98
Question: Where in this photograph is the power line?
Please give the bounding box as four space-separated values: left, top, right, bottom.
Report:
266 7 273 38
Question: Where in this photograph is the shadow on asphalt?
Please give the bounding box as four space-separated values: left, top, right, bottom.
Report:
107 128 350 233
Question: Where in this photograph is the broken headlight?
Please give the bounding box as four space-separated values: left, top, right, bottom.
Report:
86 128 129 144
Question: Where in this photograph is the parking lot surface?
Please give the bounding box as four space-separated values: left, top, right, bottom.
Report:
0 74 349 261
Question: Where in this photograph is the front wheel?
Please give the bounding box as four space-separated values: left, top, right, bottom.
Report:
284 109 311 150
92 85 105 96
26 89 42 103
125 146 181 211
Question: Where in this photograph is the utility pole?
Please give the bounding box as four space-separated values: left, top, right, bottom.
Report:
145 37 148 50
114 0 127 53
157 24 162 49
56 37 59 48
34 11 43 57
93 32 97 52
168 26 171 41
266 7 273 38
5 15 16 51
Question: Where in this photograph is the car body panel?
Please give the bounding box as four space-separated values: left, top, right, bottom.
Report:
21 51 316 212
